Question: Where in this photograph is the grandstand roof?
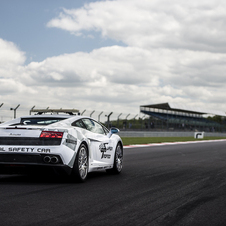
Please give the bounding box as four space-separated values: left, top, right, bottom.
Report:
140 102 226 117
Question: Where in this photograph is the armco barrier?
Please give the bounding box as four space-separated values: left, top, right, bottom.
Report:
119 131 226 137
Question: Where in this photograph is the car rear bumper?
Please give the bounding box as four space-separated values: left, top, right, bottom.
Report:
0 153 72 175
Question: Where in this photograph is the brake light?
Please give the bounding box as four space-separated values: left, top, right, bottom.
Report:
40 131 64 139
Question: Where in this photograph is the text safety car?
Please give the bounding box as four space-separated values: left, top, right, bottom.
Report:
0 109 123 182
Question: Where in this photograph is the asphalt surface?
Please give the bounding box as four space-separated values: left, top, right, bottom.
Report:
1 141 226 226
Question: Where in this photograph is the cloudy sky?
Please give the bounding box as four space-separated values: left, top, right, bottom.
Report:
0 0 226 121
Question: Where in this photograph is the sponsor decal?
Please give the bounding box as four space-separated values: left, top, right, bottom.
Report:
99 143 113 159
9 133 21 136
0 147 51 153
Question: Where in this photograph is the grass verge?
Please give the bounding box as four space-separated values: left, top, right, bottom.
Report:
121 137 226 146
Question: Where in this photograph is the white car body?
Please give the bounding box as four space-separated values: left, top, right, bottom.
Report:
0 114 123 181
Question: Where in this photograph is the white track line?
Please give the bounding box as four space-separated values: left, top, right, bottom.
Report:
124 139 226 148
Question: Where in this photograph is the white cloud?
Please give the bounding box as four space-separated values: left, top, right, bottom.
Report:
2 0 226 118
5 45 226 113
0 38 26 91
0 39 34 100
0 38 25 68
47 0 226 52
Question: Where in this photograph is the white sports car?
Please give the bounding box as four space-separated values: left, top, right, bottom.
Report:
0 110 123 182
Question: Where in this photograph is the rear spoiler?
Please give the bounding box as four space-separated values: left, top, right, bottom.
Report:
30 109 80 115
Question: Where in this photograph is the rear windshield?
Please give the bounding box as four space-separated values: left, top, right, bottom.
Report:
20 118 66 125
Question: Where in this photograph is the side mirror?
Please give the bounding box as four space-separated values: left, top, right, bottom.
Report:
108 127 120 137
110 127 119 134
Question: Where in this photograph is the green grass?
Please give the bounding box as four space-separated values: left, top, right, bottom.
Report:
121 137 226 146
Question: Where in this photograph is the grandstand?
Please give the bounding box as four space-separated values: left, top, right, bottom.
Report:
140 103 226 132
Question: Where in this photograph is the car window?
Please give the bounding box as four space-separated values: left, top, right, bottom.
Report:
20 118 66 125
71 120 86 129
82 119 105 135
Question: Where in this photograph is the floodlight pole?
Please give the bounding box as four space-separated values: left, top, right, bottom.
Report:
98 111 103 122
30 105 35 115
10 104 20 119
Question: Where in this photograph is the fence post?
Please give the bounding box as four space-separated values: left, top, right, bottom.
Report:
90 110 95 118
10 104 20 119
106 112 113 129
98 111 103 122
30 105 35 115
117 113 122 128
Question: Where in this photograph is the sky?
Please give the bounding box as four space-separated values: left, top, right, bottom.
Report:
0 0 226 121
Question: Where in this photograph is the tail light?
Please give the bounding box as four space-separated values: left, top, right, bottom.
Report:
40 131 63 139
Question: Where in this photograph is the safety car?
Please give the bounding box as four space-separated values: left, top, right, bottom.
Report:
0 109 123 182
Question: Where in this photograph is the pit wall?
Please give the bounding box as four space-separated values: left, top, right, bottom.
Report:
119 131 226 137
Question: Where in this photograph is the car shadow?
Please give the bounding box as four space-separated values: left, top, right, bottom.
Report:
0 174 72 184
0 170 117 184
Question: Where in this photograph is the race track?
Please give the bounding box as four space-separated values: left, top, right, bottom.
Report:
1 140 226 226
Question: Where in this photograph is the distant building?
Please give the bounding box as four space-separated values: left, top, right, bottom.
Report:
140 102 226 132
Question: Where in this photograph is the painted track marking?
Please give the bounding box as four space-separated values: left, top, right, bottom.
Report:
124 139 226 148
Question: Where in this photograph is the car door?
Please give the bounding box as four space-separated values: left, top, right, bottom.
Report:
81 118 114 166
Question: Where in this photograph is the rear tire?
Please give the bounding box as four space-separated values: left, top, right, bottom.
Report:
71 144 88 182
107 143 123 174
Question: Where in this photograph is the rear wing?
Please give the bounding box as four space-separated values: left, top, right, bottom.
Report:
30 109 80 115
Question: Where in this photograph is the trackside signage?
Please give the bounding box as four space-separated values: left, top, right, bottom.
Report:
0 147 51 153
194 132 204 139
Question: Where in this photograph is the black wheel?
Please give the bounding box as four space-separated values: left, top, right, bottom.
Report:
71 144 88 182
107 143 123 174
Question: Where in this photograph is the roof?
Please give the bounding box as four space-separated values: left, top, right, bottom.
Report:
0 114 89 127
140 102 226 117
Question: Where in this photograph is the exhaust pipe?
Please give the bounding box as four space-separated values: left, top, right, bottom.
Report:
43 155 59 164
43 156 51 163
50 156 59 164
